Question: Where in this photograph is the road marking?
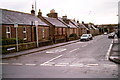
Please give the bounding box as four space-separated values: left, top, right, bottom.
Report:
40 63 52 66
69 48 79 53
59 49 67 52
55 64 67 67
12 63 23 66
82 45 87 47
86 64 99 66
103 64 117 67
106 40 113 60
46 49 66 53
25 64 36 66
70 64 84 67
40 55 62 65
58 63 69 65
0 63 9 65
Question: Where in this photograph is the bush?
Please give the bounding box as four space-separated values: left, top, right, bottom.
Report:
69 33 77 38
2 38 24 45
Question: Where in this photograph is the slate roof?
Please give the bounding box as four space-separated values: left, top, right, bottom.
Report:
43 17 67 28
91 25 99 30
79 24 89 30
69 20 79 27
1 8 48 26
83 24 93 30
58 18 77 28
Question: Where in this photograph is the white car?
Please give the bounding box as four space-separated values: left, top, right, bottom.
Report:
80 34 93 41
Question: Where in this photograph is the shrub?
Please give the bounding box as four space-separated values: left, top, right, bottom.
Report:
2 38 24 45
69 33 77 38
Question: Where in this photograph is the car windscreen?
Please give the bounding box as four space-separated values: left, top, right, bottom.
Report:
82 35 88 37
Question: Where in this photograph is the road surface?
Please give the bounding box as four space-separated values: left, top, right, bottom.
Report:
2 35 118 78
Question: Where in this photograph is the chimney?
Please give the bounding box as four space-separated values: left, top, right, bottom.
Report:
47 9 58 18
31 5 35 16
62 15 69 24
77 20 79 23
82 21 84 24
62 15 67 19
38 9 42 17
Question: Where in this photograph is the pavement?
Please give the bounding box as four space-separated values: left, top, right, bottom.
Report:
109 36 120 64
2 40 79 59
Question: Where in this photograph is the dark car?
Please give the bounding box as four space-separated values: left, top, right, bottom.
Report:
108 32 115 38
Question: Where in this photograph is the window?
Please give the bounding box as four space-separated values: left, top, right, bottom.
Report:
6 26 11 38
59 28 62 35
42 28 45 38
23 27 27 40
63 28 66 35
23 27 26 33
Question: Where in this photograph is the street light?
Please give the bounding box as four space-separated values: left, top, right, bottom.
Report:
35 21 39 47
14 23 18 51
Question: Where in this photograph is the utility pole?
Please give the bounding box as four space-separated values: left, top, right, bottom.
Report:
118 1 120 38
35 0 39 47
35 21 39 47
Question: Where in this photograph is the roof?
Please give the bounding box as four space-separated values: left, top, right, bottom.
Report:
43 17 67 28
83 24 93 30
79 24 89 30
91 25 99 30
58 18 77 28
69 20 79 28
0 8 48 26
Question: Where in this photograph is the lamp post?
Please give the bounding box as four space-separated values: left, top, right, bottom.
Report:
35 21 39 47
14 23 18 51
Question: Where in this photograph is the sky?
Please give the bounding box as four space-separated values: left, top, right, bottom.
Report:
0 0 119 25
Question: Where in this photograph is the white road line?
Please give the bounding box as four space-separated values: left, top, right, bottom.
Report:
40 63 52 66
12 63 23 66
69 48 79 53
86 64 99 66
70 64 84 67
58 63 69 65
55 64 67 67
103 64 117 67
25 64 36 66
0 63 9 65
40 55 62 65
59 49 67 52
106 40 113 60
82 44 87 47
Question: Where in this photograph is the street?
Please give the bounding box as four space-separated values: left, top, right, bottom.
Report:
2 35 118 78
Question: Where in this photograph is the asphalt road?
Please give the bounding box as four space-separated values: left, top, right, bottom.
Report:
2 35 118 78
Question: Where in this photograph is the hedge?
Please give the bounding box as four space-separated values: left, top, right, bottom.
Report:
2 38 24 45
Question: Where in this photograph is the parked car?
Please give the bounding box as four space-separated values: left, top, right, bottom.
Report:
88 34 93 40
108 32 115 38
80 34 93 41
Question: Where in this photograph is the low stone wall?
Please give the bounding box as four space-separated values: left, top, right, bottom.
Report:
55 38 66 44
2 40 53 54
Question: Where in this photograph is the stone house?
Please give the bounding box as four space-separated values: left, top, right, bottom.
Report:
58 15 78 38
38 9 68 43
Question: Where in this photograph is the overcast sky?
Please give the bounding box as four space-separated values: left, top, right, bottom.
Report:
0 0 119 24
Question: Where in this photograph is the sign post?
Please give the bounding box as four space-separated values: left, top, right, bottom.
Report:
14 23 18 51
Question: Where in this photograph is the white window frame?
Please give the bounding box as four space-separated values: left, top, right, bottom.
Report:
6 26 11 38
23 27 27 40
